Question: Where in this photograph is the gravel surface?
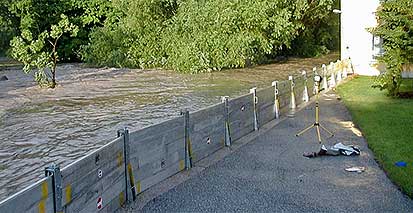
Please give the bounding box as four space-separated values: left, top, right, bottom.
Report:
132 91 413 212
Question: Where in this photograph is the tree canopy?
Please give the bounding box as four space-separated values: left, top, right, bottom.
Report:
1 0 339 80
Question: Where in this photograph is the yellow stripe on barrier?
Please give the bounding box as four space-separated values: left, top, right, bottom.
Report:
127 163 137 198
119 192 125 206
38 181 48 213
117 152 123 167
65 185 72 205
41 181 48 199
128 164 135 184
188 138 194 162
179 160 185 171
38 200 45 213
136 181 141 193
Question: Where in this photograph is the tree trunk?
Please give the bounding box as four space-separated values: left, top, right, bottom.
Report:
51 64 56 88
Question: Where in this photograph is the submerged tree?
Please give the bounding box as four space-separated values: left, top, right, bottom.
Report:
10 14 78 88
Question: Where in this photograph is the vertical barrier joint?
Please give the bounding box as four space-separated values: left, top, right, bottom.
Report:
182 109 192 170
272 81 280 119
249 87 259 131
221 96 231 147
45 164 62 213
302 71 309 102
289 76 296 109
118 127 135 203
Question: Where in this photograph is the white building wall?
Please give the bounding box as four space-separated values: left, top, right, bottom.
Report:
341 0 381 76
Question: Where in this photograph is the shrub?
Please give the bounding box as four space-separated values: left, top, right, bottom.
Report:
371 0 413 96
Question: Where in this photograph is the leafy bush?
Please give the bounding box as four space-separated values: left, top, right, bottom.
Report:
81 0 338 73
287 0 340 57
3 0 112 61
163 0 307 73
81 0 176 68
371 0 413 96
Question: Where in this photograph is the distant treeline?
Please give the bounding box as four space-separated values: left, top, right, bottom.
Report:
1 0 339 73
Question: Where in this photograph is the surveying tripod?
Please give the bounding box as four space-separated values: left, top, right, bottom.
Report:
295 77 334 143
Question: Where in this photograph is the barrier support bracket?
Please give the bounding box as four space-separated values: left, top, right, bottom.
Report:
45 164 63 213
271 81 280 119
302 71 309 102
249 87 259 131
289 76 296 109
118 127 135 203
182 109 192 170
221 96 231 147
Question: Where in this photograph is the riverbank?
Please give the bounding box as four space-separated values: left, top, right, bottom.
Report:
336 76 413 198
0 57 20 69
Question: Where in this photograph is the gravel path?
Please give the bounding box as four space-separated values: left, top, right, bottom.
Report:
133 91 413 212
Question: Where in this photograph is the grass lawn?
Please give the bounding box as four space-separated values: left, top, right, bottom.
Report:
337 76 413 198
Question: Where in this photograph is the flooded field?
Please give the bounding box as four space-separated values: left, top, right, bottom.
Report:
0 53 339 200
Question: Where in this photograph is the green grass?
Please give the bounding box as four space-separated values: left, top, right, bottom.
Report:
336 76 413 198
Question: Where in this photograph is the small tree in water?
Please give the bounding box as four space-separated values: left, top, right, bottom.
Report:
10 14 78 88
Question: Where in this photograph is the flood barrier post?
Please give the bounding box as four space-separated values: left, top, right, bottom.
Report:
329 62 336 88
221 96 232 147
271 81 280 119
312 67 318 95
249 87 259 131
302 71 309 102
118 127 135 203
45 164 62 213
336 60 342 83
322 64 328 90
342 60 348 79
289 76 296 109
182 109 192 169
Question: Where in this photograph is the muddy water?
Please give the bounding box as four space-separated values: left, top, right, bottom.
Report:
0 53 338 200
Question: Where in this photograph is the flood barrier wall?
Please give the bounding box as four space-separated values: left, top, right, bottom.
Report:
0 59 352 213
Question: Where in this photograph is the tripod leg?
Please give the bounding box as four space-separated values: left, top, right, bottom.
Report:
316 126 322 143
296 124 314 137
319 124 334 137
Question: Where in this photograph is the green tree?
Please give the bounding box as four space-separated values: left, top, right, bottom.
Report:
2 0 111 61
81 0 176 68
0 0 20 56
10 14 78 88
371 0 413 96
286 0 339 57
81 0 338 73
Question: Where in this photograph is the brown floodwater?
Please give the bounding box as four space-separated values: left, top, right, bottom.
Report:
0 53 339 200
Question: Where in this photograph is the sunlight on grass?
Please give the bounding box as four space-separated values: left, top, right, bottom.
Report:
337 76 413 198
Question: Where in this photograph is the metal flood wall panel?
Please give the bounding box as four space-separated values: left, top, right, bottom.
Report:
128 116 185 194
307 73 316 98
189 103 225 163
0 177 54 213
294 77 305 106
228 93 254 141
60 137 126 213
256 86 275 126
277 81 290 96
278 80 291 109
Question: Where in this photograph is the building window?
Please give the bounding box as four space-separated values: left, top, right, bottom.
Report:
372 35 384 59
